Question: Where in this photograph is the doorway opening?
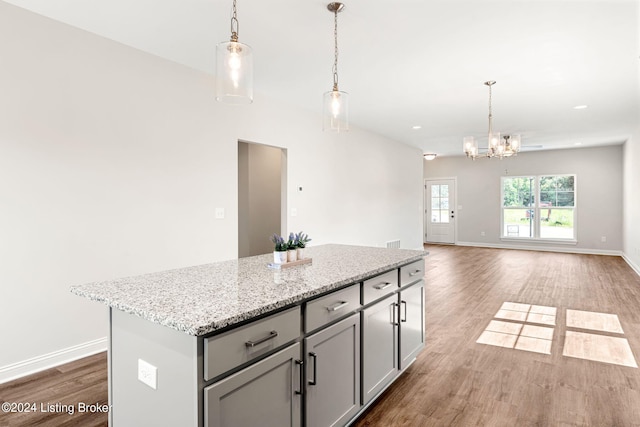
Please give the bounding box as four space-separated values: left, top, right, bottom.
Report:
238 141 287 257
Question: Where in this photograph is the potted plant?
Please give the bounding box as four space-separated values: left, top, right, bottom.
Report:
295 232 311 260
270 234 287 264
286 232 298 262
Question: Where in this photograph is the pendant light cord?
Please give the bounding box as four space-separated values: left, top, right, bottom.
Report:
230 0 239 42
487 82 493 136
332 9 339 91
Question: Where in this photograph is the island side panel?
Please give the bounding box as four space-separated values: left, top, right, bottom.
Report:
110 308 201 426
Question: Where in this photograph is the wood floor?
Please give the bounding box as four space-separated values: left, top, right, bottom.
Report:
0 352 107 427
2 245 640 426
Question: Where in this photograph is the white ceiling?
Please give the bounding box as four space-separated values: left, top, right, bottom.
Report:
5 0 640 156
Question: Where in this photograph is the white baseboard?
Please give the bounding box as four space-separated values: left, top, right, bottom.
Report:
455 241 623 257
622 253 640 277
0 337 107 384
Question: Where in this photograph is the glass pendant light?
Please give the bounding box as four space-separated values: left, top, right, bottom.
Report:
323 2 349 132
216 0 253 104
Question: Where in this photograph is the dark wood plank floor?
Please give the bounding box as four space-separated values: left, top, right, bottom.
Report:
2 245 639 426
0 352 107 426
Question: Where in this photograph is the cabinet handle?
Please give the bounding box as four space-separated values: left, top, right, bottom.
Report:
308 352 318 386
401 300 407 322
374 282 393 290
409 269 422 277
245 330 278 348
295 360 304 395
392 302 399 326
326 301 349 312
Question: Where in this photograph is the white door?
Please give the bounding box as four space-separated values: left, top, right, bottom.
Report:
425 179 455 244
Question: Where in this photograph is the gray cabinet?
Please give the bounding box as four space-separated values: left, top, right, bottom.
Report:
305 313 361 427
204 343 302 427
361 293 398 405
399 280 425 369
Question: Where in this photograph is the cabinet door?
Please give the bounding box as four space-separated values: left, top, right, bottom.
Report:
204 343 302 427
305 313 360 427
362 294 398 405
399 280 425 370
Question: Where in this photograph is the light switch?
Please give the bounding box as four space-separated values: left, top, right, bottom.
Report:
215 208 225 219
291 208 298 217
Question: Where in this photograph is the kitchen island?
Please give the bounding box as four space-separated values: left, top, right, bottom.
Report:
71 244 428 427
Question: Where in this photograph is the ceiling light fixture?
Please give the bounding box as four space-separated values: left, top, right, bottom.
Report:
216 0 253 104
423 154 437 161
463 81 521 160
573 105 588 110
412 125 422 130
323 2 348 132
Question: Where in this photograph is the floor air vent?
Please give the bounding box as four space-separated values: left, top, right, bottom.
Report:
386 240 401 249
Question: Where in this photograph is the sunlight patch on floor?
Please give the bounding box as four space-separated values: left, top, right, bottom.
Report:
566 309 624 334
477 303 556 355
477 303 638 368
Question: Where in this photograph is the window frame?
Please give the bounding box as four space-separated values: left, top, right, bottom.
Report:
500 174 577 243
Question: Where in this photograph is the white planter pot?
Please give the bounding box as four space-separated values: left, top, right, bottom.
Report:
287 249 297 262
296 247 305 260
274 251 287 264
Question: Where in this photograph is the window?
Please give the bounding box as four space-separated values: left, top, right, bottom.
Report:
501 175 576 240
430 184 450 223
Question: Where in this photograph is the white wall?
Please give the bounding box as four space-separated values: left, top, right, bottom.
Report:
623 130 640 273
0 2 423 380
424 146 624 253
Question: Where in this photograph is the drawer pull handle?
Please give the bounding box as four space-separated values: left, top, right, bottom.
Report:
374 282 393 290
409 269 422 277
326 301 349 312
245 330 278 348
308 352 318 386
295 359 304 395
401 300 408 322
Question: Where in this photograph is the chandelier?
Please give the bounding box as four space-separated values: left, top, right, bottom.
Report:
463 81 521 159
323 2 349 132
216 0 253 104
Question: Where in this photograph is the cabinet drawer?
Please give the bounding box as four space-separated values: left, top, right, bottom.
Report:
204 306 301 381
362 270 398 305
400 258 425 287
305 284 361 333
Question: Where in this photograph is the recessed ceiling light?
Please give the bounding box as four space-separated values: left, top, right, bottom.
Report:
412 125 422 130
573 105 588 110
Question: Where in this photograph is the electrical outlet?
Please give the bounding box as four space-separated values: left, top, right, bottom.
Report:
481 231 486 236
601 236 607 243
138 359 157 390
291 208 298 217
215 208 225 219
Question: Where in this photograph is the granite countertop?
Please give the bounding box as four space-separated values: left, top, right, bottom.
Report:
70 244 428 336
